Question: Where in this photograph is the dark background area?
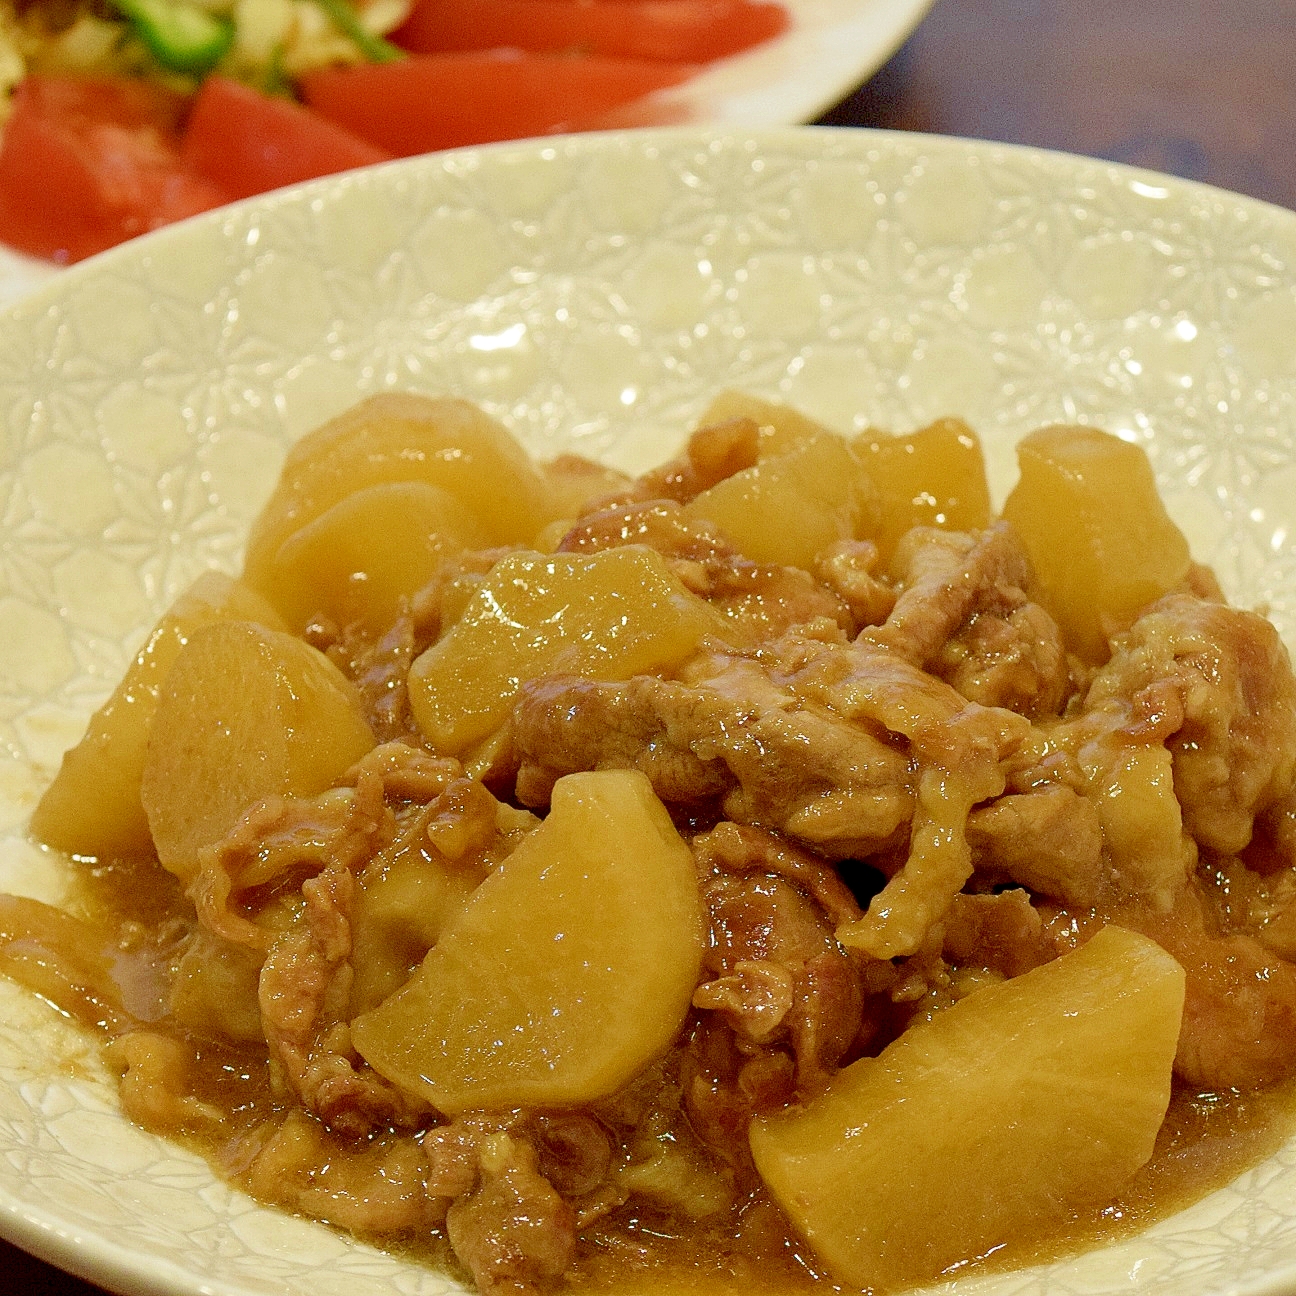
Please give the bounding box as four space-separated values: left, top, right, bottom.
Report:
822 0 1295 208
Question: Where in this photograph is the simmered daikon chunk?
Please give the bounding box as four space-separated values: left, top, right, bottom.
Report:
30 572 283 861
242 394 555 597
859 417 992 560
749 925 1184 1292
1002 425 1191 661
263 480 490 632
407 546 725 756
140 620 375 882
352 770 705 1112
684 430 878 569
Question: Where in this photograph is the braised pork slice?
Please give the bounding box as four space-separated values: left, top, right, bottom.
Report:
967 785 1108 907
864 523 1071 719
1089 593 1296 855
933 599 1071 719
513 667 914 859
242 1110 440 1236
692 864 862 1085
1263 789 1296 874
941 889 1056 981
692 821 863 929
446 1132 578 1296
516 632 1029 961
188 772 393 955
636 415 761 504
813 539 896 631
259 865 429 1137
766 632 1030 957
557 498 737 575
1118 885 1296 1090
183 745 510 1139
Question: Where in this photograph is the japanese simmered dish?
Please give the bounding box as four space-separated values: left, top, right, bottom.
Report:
6 390 1296 1295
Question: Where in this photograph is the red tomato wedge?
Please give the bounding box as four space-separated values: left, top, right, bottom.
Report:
181 77 393 200
0 76 229 264
300 51 698 155
393 0 789 63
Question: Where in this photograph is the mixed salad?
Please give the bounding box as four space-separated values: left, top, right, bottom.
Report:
0 0 788 263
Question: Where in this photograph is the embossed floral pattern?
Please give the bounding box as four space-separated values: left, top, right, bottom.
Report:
0 128 1293 1296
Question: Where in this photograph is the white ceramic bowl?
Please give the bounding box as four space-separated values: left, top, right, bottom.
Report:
0 127 1294 1296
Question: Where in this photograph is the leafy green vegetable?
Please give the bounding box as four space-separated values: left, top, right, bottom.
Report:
111 0 235 74
307 0 405 63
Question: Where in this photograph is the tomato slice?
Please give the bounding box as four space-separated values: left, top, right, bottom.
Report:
181 77 392 201
299 51 698 155
392 0 789 63
0 76 229 264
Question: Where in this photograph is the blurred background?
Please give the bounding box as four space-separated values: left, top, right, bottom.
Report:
827 0 1294 208
0 0 1291 295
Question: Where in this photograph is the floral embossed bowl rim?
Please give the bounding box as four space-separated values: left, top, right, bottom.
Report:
0 126 1294 1296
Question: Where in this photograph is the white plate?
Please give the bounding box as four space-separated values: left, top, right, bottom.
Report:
0 0 932 310
665 0 935 124
1 127 1295 1296
0 240 57 311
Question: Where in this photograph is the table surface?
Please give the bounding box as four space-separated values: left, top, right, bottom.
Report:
5 0 1294 1291
824 0 1296 210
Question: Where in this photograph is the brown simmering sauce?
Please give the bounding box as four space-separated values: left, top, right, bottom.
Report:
7 394 1296 1296
6 851 1296 1296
